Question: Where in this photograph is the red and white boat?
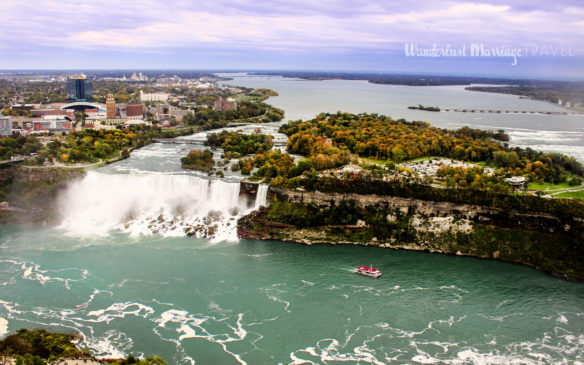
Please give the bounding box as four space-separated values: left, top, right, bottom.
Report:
356 265 382 278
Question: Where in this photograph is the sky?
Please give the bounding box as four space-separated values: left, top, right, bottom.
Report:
0 0 583 78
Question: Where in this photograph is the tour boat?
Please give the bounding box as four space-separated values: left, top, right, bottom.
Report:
356 265 382 278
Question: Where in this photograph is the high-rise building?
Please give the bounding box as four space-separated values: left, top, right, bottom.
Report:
0 117 12 136
106 94 116 119
67 75 93 102
213 97 238 112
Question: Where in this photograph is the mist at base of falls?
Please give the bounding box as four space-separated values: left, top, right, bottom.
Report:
59 171 268 241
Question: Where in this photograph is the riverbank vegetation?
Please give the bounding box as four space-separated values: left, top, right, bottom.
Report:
181 149 215 172
244 88 279 102
205 131 273 156
0 328 167 365
0 134 42 160
183 101 284 131
278 112 581 185
0 328 83 362
1 126 195 165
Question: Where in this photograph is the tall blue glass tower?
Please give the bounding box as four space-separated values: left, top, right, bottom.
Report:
67 77 93 102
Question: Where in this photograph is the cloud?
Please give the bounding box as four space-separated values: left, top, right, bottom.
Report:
1 0 582 53
0 0 582 74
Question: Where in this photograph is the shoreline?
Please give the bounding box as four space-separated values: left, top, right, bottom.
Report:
249 234 575 282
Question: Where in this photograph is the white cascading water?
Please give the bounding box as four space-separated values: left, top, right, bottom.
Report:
59 171 268 241
254 184 269 209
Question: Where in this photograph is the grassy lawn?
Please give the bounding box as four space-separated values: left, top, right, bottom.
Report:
406 156 442 163
361 157 391 165
403 156 488 166
555 190 584 199
528 182 572 192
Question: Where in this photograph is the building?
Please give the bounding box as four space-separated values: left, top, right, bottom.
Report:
126 101 144 118
10 103 35 112
213 97 237 112
10 116 39 130
99 118 127 127
168 107 190 121
130 72 148 81
29 107 71 118
0 117 12 136
106 94 117 119
67 75 93 102
156 104 170 115
505 176 528 187
140 90 169 102
32 116 72 132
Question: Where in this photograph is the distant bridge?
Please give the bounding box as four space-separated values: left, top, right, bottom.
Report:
441 108 582 115
153 138 287 146
154 138 204 145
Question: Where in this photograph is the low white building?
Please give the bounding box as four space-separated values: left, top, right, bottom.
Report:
505 176 528 187
140 90 170 102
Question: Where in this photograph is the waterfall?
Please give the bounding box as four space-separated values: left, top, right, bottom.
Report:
254 184 269 209
59 171 251 241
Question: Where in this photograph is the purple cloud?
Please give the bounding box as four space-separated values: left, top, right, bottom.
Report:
0 0 582 75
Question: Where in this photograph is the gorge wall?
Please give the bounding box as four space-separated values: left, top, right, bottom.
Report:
0 165 86 224
239 187 584 281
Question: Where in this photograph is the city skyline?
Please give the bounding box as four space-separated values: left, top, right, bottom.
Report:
0 0 583 78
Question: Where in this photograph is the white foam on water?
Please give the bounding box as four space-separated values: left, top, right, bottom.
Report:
84 329 133 359
14 260 89 290
154 308 248 365
260 284 291 313
0 299 21 314
0 317 8 337
87 302 154 324
512 143 584 162
508 130 582 144
291 337 386 365
412 353 441 364
454 349 538 365
59 171 259 241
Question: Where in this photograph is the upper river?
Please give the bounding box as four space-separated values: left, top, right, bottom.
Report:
0 74 583 365
221 73 584 162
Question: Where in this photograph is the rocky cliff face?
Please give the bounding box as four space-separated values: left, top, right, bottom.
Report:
0 165 86 224
269 188 571 236
238 187 584 281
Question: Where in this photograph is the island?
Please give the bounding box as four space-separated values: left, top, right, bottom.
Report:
407 104 441 112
